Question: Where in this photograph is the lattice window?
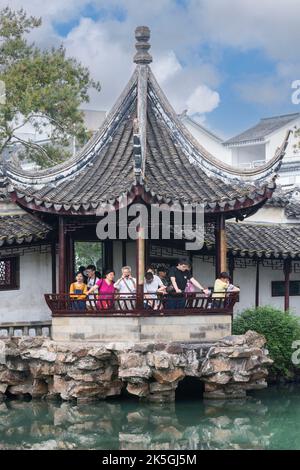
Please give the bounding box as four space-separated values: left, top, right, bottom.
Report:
272 281 300 297
0 257 20 290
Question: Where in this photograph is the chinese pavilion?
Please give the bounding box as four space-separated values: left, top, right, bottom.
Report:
0 27 293 341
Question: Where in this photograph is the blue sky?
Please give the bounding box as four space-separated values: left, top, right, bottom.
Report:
3 0 300 139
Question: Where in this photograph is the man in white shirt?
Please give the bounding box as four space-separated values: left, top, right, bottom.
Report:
86 265 100 310
144 272 166 310
114 266 136 310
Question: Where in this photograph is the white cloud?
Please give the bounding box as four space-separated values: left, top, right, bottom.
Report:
63 17 133 110
151 51 182 84
190 0 300 62
2 0 300 116
235 77 287 106
186 84 220 114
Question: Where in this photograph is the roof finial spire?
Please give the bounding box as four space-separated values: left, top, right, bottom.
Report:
134 26 152 64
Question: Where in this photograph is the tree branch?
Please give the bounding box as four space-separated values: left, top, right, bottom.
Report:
11 135 57 164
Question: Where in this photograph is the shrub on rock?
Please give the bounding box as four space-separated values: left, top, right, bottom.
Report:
233 306 300 379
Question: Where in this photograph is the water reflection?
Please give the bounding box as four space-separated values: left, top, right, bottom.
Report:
1 385 300 449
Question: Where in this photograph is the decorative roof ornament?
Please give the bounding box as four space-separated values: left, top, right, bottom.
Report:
133 118 142 180
134 26 152 65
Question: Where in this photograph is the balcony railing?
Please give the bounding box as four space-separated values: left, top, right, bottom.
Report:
45 292 237 317
0 321 52 337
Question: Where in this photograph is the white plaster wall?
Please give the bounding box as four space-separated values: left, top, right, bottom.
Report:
257 266 300 315
192 256 215 289
231 144 265 167
233 265 257 314
266 121 300 161
244 207 289 224
191 257 300 316
0 251 52 323
181 117 231 164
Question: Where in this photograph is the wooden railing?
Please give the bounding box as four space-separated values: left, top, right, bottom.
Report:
0 321 52 337
45 292 237 317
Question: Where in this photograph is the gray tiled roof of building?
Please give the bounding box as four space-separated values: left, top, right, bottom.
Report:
0 213 52 246
266 186 300 219
205 221 300 258
224 113 300 146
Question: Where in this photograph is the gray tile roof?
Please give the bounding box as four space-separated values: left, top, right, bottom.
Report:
5 70 289 214
224 113 299 146
0 213 52 246
205 222 300 258
266 187 300 219
3 29 290 215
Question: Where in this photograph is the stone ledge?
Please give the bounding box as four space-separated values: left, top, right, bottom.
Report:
52 315 232 343
0 331 273 403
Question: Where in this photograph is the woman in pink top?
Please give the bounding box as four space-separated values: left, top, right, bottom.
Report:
87 269 115 310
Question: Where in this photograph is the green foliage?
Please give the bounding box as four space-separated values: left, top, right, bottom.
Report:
0 7 101 167
294 128 300 154
74 242 103 274
233 306 300 378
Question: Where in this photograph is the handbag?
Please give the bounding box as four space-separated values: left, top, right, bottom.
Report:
185 281 196 293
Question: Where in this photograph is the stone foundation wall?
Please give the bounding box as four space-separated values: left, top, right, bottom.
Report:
52 314 232 342
0 331 273 403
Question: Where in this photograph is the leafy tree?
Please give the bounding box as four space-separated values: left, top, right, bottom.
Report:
0 7 101 167
74 242 104 273
233 306 300 379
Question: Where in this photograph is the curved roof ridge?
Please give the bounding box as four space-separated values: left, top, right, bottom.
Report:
5 69 138 188
147 69 290 183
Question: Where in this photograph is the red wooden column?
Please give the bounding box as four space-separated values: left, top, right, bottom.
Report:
51 239 57 293
255 258 260 308
136 225 145 308
214 214 227 278
67 234 75 286
284 259 292 312
228 254 235 282
58 216 66 293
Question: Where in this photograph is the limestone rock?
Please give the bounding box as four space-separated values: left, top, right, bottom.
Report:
75 357 101 370
127 382 149 397
0 331 273 403
244 330 266 349
149 381 178 393
119 352 145 369
31 379 48 398
165 343 184 355
119 366 152 380
146 352 171 369
8 381 33 396
201 358 232 376
21 348 56 362
0 383 7 394
88 346 112 360
0 369 28 385
19 337 45 350
207 372 231 384
152 368 185 384
105 380 123 397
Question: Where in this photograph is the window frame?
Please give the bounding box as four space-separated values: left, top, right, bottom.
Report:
0 257 20 291
272 280 300 297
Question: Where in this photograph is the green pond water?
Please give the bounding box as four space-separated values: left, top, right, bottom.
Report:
1 384 300 450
